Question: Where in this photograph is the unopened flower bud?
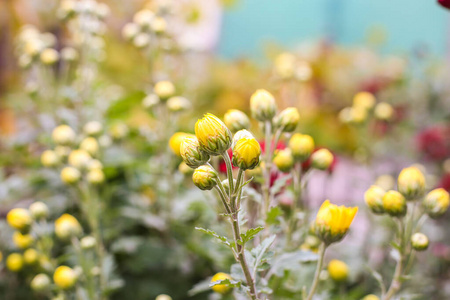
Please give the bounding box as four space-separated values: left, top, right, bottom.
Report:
154 80 175 100
87 168 105 185
411 232 429 251
273 149 294 173
55 214 82 240
30 201 49 220
53 266 77 289
210 272 232 294
155 294 172 300
80 137 99 156
289 133 314 161
7 208 32 232
87 159 103 171
327 259 348 282
398 166 426 200
275 107 300 132
193 165 218 190
232 136 261 170
55 146 71 158
364 185 385 214
195 113 232 155
311 149 334 170
142 94 160 109
68 150 92 169
423 188 449 218
24 248 39 265
169 132 194 156
374 102 394 121
31 273 51 291
353 92 375 110
180 137 210 168
80 236 96 249
6 253 24 272
362 295 380 300
13 231 34 249
133 9 155 28
122 22 140 40
167 96 191 112
250 89 277 122
231 129 254 149
41 150 60 167
349 106 368 124
151 17 167 34
52 125 76 145
224 109 250 133
382 190 406 217
40 48 59 65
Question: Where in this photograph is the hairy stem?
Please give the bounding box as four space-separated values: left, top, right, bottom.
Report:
222 152 235 197
306 242 326 300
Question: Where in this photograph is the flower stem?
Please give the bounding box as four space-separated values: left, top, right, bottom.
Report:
222 152 234 197
306 242 326 300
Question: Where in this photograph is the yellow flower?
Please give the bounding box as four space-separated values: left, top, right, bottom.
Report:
327 259 349 282
275 107 300 132
250 89 277 122
79 137 99 156
382 190 406 217
289 133 314 161
53 266 77 289
210 272 232 294
154 80 175 100
40 48 59 65
411 232 429 251
87 168 105 185
232 137 261 170
349 106 368 124
224 109 250 133
61 167 81 184
68 149 92 169
7 208 32 232
274 52 296 79
30 201 49 220
273 149 294 173
192 165 218 190
180 137 210 168
311 149 334 171
31 273 51 291
23 248 39 265
364 185 385 214
374 102 394 121
167 96 191 112
13 232 34 249
353 92 375 110
6 253 24 272
52 125 76 145
41 150 60 167
195 113 232 155
398 166 426 200
169 132 194 156
362 295 380 300
423 188 449 218
314 200 358 244
155 295 172 300
109 123 129 140
55 214 82 240
83 121 103 136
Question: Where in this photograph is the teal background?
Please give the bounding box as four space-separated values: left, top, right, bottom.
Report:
218 0 450 58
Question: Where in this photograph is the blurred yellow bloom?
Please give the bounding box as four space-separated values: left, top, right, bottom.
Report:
224 109 250 133
195 113 232 155
87 168 105 185
275 107 300 132
154 80 175 100
68 149 92 169
273 149 294 173
382 190 406 217
232 137 261 170
169 132 194 156
29 201 49 220
274 52 296 79
79 137 99 156
155 295 172 300
327 259 349 282
52 125 76 145
53 266 77 289
398 166 425 200
60 167 81 184
31 273 51 291
353 92 375 110
23 248 39 265
423 188 449 218
55 214 82 240
13 232 34 249
192 165 218 191
289 133 314 161
362 295 380 300
40 48 59 65
7 208 32 232
311 149 334 171
167 96 191 113
210 272 232 294
364 185 385 214
374 102 394 121
250 89 277 122
6 253 24 272
41 150 59 167
314 200 358 244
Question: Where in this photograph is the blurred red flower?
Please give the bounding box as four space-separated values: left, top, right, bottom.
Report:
438 0 450 9
416 125 450 161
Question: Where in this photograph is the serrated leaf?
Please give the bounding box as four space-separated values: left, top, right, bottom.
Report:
250 235 276 275
239 226 264 245
266 206 283 225
195 227 233 248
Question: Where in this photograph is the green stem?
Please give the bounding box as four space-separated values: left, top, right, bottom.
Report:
222 152 235 197
306 243 326 300
384 219 406 300
286 163 302 250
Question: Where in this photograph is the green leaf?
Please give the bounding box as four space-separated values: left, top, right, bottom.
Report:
365 265 386 295
209 278 241 288
195 227 234 248
188 278 211 296
266 206 283 225
238 226 264 245
250 235 276 275
269 250 318 277
270 175 292 196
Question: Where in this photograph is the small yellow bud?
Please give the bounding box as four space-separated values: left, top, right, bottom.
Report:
54 146 71 158
338 107 353 124
327 259 349 282
423 188 449 218
31 273 51 291
195 113 232 155
180 137 210 168
83 121 103 136
52 125 76 145
382 190 406 217
314 200 358 244
224 109 251 133
80 137 99 156
30 201 49 220
364 185 385 214
87 168 105 185
169 132 194 156
6 253 24 272
397 166 426 200
133 33 150 48
350 106 368 124
374 102 394 121
154 80 175 100
80 236 96 249
250 89 277 122
411 232 429 251
274 52 296 79
353 92 375 110
24 248 39 265
289 133 314 161
55 214 82 240
53 266 77 289
273 149 294 173
13 232 34 249
7 208 32 231
142 94 160 109
167 96 191 112
151 17 167 34
232 136 261 170
68 149 92 169
133 9 155 27
192 165 218 190
210 272 232 294
155 294 172 300
87 159 103 171
362 295 380 300
311 149 334 170
41 150 60 167
275 107 300 132
61 167 81 184
40 48 59 65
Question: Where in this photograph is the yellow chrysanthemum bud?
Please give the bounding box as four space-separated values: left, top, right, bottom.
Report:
24 248 39 265
83 121 103 136
273 149 294 173
374 102 394 121
192 165 218 190
40 48 59 65
311 149 334 170
411 232 429 251
7 208 32 232
250 89 277 122
169 132 194 156
382 190 406 217
353 92 375 110
30 201 49 220
31 273 51 291
195 113 232 155
314 200 358 245
362 295 380 300
53 266 77 289
41 150 60 167
68 149 92 169
364 185 385 214
80 137 99 156
55 214 82 240
210 272 232 294
167 96 191 113
13 232 34 249
52 125 76 145
289 133 314 161
232 137 261 170
397 166 426 200
6 253 24 272
61 167 81 184
87 168 105 185
423 188 449 218
327 259 349 282
224 109 250 133
154 80 175 100
155 295 172 300
180 137 210 168
275 107 300 132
